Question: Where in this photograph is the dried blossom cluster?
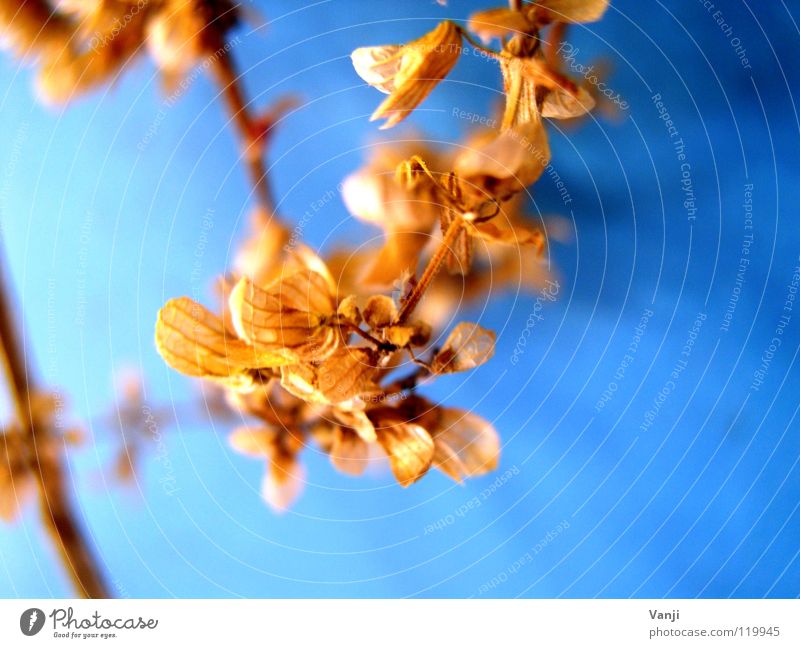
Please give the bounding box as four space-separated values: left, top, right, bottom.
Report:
0 0 240 101
152 0 610 510
0 0 610 515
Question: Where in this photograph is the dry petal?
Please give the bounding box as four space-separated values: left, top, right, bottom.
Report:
470 215 546 253
363 295 398 329
354 21 463 129
375 422 435 486
540 83 595 119
317 348 382 404
534 0 610 24
432 322 496 374
432 408 500 481
263 452 305 512
467 8 532 43
351 45 404 94
361 232 431 287
330 427 370 476
337 295 362 326
155 297 293 390
229 426 277 458
332 408 377 442
455 119 551 197
229 273 338 360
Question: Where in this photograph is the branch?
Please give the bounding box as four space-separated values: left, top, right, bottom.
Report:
209 41 277 216
0 245 109 598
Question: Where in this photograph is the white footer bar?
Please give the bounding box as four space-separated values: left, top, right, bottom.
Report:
1 599 797 646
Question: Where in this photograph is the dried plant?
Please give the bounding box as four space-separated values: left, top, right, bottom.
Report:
155 0 610 510
0 0 612 596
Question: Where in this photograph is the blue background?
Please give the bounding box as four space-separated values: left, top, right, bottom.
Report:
0 0 798 597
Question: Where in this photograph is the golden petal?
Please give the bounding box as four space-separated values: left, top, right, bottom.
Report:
351 45 404 94
467 8 532 43
262 452 305 512
370 21 462 129
432 322 496 374
432 408 500 481
329 426 370 476
363 295 398 330
317 348 382 404
229 426 277 458
534 0 610 24
375 422 435 486
155 297 291 390
541 83 596 119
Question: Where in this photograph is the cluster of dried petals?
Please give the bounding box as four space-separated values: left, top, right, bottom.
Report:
0 0 241 102
155 244 501 510
151 1 611 511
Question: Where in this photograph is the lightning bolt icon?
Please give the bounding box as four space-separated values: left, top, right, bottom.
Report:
28 611 37 631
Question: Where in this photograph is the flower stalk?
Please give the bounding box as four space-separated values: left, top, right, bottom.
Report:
0 246 109 599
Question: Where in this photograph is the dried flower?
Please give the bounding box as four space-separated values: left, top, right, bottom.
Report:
352 21 463 129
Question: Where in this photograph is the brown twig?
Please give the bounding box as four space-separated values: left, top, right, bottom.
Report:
208 43 276 215
396 216 464 324
0 247 109 598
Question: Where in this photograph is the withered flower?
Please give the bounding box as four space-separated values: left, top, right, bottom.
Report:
352 21 463 129
468 1 607 128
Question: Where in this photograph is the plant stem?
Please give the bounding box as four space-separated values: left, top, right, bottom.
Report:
396 217 464 324
510 0 523 10
0 249 109 598
210 46 276 215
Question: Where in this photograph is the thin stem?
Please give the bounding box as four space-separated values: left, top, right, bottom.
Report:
209 46 276 215
510 0 523 10
0 249 109 598
457 27 501 59
396 216 465 324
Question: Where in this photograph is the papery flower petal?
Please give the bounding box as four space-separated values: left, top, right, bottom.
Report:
317 348 382 404
471 216 546 253
229 426 277 458
540 82 595 119
262 453 305 512
455 120 551 197
229 274 338 360
432 408 499 481
534 0 610 24
363 295 398 329
375 422 435 486
431 322 496 374
333 408 377 442
351 45 403 94
155 297 292 390
361 232 431 287
467 8 532 43
360 21 463 129
329 426 370 475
